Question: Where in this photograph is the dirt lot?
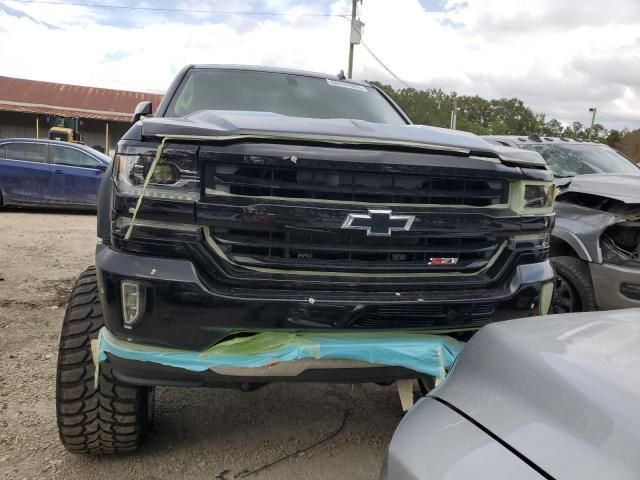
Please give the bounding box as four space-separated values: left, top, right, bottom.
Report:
0 211 404 480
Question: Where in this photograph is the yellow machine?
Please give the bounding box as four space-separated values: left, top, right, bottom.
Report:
48 116 83 143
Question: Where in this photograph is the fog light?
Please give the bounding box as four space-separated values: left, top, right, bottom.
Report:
121 281 145 328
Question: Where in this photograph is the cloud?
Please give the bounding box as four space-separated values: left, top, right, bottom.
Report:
572 55 640 89
357 0 640 129
445 0 640 33
0 0 639 130
0 2 59 29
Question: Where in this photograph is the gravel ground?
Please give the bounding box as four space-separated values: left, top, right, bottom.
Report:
0 210 405 480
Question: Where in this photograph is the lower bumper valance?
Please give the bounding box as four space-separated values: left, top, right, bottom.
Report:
94 328 463 380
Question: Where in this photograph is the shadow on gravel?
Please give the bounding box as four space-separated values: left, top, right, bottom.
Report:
57 383 401 480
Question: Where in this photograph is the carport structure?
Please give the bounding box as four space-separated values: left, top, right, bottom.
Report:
0 76 163 155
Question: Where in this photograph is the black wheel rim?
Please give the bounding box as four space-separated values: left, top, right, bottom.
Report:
552 274 580 314
418 376 436 396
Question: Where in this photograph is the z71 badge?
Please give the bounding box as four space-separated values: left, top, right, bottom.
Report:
428 257 459 266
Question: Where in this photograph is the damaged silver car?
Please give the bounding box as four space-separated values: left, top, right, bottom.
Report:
382 308 640 480
485 134 640 312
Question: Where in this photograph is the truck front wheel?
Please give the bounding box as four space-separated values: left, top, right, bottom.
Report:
550 256 597 314
55 266 154 454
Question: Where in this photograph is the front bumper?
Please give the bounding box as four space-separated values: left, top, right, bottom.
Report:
590 262 640 309
96 327 463 386
108 355 425 387
96 244 555 350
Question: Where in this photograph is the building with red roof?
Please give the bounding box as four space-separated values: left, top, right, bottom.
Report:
0 76 163 154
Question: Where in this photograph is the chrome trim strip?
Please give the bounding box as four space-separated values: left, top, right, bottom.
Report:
203 226 508 278
153 133 471 155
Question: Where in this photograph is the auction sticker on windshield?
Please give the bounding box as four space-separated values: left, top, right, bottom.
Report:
326 79 368 92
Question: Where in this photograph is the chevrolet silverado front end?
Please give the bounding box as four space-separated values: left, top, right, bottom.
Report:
56 65 554 454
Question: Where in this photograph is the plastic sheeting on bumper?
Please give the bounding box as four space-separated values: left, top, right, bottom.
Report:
95 328 463 379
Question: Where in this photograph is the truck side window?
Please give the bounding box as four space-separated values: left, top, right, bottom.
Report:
5 142 47 163
51 146 98 168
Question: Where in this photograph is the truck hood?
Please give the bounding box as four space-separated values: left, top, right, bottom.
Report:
435 309 640 480
557 173 640 204
140 110 544 166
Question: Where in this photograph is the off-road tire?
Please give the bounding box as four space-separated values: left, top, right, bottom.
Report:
56 266 154 455
550 256 598 314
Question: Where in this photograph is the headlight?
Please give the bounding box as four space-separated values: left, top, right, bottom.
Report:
114 144 199 201
144 162 180 185
524 183 555 209
510 181 555 214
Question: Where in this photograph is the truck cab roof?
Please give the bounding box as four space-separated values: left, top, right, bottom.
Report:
189 64 370 86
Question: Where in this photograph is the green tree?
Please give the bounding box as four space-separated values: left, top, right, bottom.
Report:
571 122 585 138
367 82 627 140
617 129 640 163
589 123 606 141
605 129 624 147
486 98 541 135
457 95 492 130
541 119 563 136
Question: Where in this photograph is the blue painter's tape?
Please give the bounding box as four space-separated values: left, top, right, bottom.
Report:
97 328 463 378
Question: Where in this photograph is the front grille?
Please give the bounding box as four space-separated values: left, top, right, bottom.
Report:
204 155 508 207
210 227 505 274
201 150 514 278
351 303 496 328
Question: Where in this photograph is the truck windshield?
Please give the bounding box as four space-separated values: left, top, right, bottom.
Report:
523 144 640 178
165 69 407 125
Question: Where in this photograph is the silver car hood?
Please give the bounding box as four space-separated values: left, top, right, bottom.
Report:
435 309 640 480
557 173 640 204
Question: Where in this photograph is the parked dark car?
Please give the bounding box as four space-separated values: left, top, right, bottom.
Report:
485 135 640 313
0 138 111 208
56 65 555 454
382 308 640 480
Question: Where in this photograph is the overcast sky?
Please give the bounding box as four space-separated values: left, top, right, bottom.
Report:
1 0 639 130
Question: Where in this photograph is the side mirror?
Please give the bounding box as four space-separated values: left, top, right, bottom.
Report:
95 163 108 172
132 101 152 123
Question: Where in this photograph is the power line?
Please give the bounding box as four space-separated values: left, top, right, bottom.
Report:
9 0 415 90
4 0 346 16
342 15 414 89
360 41 414 89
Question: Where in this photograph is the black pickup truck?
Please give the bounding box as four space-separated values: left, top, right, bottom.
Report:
55 65 555 454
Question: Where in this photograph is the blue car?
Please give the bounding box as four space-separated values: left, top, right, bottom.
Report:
0 138 111 209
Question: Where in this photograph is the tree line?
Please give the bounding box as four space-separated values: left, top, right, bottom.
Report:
372 82 638 159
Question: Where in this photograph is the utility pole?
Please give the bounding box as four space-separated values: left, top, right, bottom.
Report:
450 95 458 130
347 0 363 79
588 107 597 140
